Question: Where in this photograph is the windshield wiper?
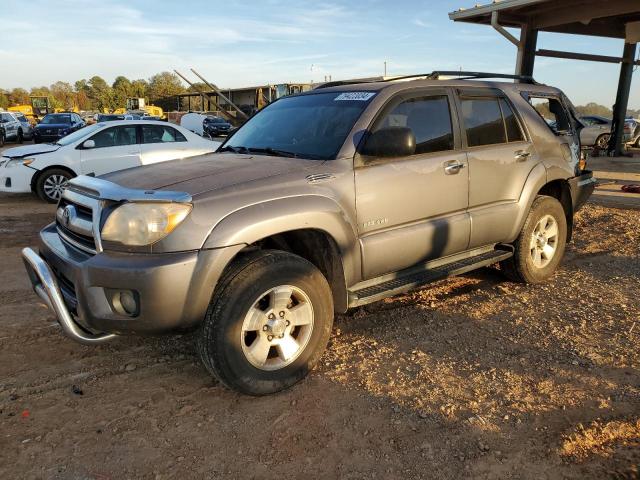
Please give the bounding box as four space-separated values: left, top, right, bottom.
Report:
218 145 249 154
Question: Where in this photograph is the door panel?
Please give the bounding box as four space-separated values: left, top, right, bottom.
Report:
457 93 538 248
140 124 189 165
356 92 470 280
80 126 140 176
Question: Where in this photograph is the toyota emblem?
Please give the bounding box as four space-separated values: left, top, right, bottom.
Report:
62 205 75 226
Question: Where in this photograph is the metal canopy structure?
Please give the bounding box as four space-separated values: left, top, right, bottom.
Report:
450 0 640 155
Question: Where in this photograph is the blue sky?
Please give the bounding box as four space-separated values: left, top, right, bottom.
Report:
2 0 638 108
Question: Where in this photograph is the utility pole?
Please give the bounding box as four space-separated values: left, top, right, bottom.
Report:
384 61 387 77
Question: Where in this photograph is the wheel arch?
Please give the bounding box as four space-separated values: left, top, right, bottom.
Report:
30 165 78 192
202 196 361 313
537 178 573 241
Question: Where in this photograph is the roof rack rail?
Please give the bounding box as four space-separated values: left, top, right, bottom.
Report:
315 79 377 89
426 71 538 84
314 71 539 90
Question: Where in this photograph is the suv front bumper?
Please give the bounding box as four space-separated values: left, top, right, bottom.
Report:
22 223 242 343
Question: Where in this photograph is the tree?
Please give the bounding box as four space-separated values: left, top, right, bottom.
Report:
130 79 148 98
7 87 30 106
574 102 612 117
86 76 114 111
50 81 75 110
147 72 185 103
112 75 132 109
0 90 8 109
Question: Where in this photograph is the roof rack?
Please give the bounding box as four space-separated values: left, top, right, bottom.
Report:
426 71 538 84
314 71 538 90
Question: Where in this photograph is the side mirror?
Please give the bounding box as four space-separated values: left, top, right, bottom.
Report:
360 127 416 158
82 139 95 149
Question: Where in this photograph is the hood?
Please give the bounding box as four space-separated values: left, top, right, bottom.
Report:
1 143 60 158
35 123 70 130
101 152 321 197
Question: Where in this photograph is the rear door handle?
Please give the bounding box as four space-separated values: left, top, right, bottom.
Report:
444 160 465 175
514 150 531 161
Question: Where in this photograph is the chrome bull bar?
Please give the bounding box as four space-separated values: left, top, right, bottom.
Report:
21 247 116 345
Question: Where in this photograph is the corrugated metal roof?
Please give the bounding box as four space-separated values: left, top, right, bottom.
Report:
449 0 548 21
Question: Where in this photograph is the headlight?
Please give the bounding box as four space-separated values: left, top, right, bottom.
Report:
6 158 31 168
101 202 192 246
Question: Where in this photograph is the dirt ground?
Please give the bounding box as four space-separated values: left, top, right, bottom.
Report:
0 192 639 480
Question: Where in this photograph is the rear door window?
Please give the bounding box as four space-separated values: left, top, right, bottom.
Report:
460 97 506 147
142 125 187 143
499 98 525 142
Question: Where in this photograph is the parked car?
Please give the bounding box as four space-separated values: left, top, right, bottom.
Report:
0 111 25 144
1 120 220 202
14 112 34 141
203 116 233 137
97 114 125 123
624 117 640 147
579 115 611 148
21 73 595 395
33 113 85 144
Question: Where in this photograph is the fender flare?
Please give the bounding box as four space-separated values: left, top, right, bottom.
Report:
506 162 548 242
202 194 362 293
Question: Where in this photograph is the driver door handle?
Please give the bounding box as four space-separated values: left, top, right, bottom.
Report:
515 150 531 161
444 160 466 175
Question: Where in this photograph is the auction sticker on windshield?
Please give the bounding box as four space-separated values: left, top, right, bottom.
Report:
334 92 376 101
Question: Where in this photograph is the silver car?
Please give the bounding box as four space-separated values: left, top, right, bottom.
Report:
13 112 34 141
579 115 611 148
0 112 25 143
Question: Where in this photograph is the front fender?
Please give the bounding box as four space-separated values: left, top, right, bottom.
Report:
203 195 361 287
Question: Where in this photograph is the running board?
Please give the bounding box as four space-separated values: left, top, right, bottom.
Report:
348 247 513 307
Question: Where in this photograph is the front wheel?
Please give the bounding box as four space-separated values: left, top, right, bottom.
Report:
35 168 74 203
0 132 4 147
17 129 23 144
198 250 334 395
500 195 567 284
595 133 610 149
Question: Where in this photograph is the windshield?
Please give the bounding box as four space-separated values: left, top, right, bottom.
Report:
206 117 225 124
41 114 71 124
56 123 102 146
223 91 376 160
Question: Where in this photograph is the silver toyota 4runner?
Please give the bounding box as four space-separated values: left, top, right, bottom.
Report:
23 72 595 395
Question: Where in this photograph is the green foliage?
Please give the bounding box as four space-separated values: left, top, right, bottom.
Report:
146 72 185 103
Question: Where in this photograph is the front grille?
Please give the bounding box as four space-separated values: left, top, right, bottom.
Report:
56 197 97 254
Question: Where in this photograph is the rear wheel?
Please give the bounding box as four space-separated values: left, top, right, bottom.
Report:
198 250 334 395
500 195 567 284
595 133 610 149
36 168 74 203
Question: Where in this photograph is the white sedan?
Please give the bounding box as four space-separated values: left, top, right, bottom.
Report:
0 120 220 202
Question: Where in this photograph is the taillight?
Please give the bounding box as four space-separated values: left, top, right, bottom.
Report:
579 151 587 171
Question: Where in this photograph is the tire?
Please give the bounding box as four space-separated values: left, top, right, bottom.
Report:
34 138 41 144
0 132 4 147
35 168 74 203
198 250 334 395
17 129 23 144
500 195 567 284
595 133 610 149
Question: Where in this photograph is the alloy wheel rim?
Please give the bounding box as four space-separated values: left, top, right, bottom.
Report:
529 214 558 268
240 285 314 371
43 175 68 200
